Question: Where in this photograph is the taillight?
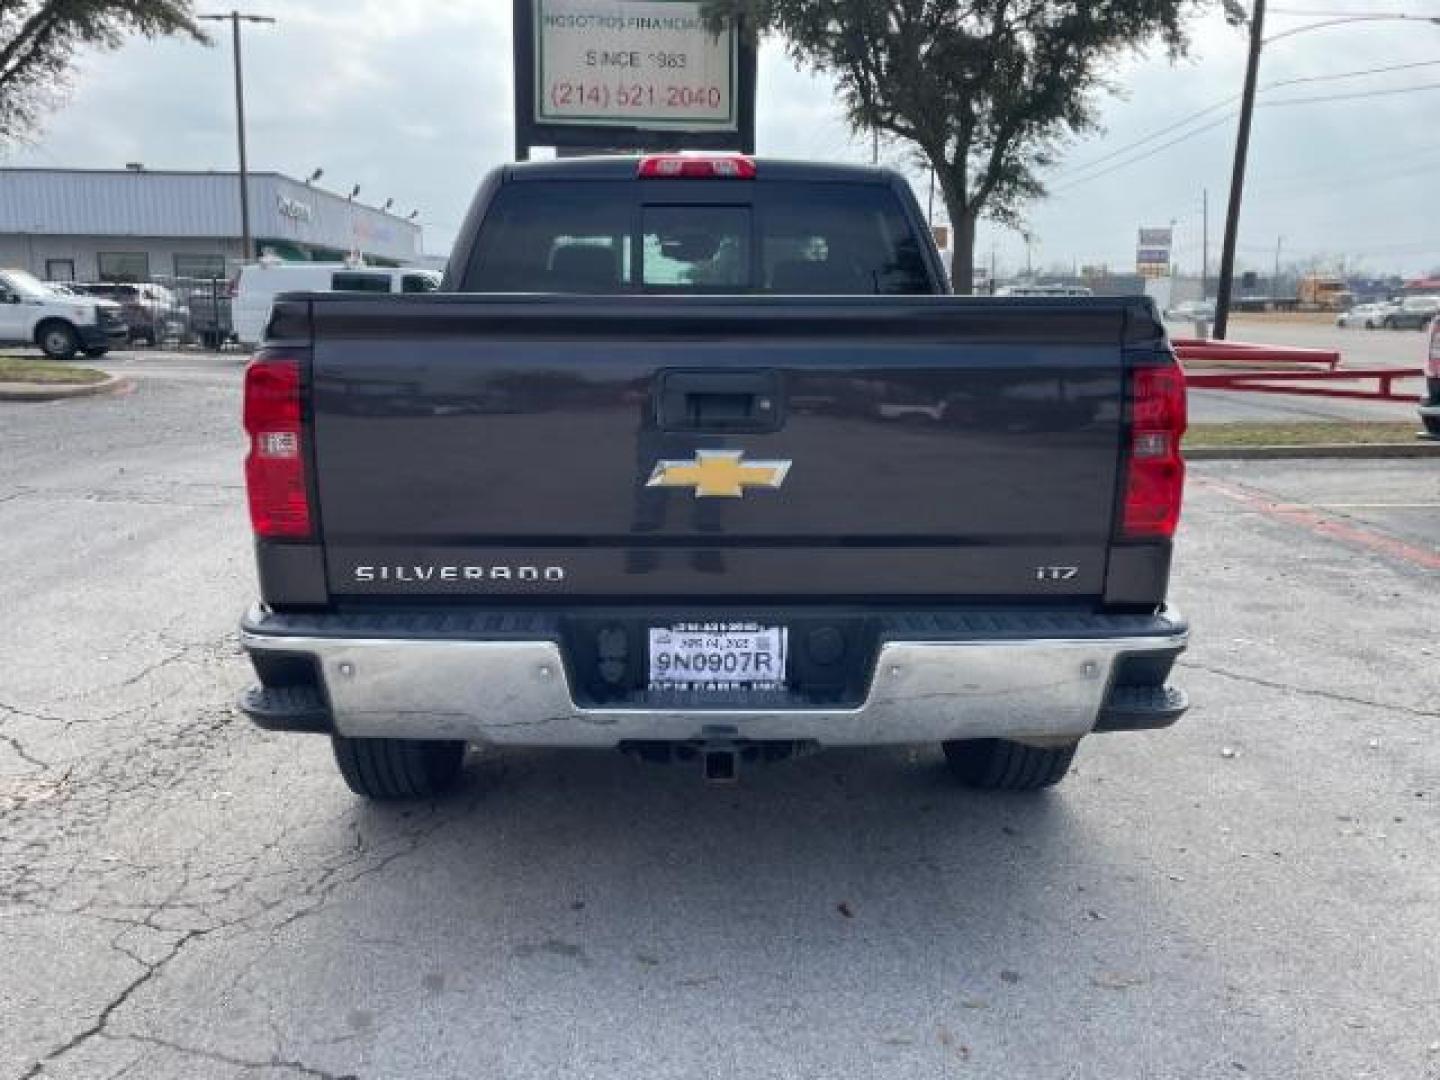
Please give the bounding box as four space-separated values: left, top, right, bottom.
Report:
243 358 312 539
1122 365 1187 540
637 154 756 179
1427 322 1440 378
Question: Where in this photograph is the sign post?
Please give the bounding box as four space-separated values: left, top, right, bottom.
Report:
514 0 756 159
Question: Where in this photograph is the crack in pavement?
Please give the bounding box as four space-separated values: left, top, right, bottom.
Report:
17 927 204 1079
104 1033 358 1080
1180 661 1440 719
0 730 48 771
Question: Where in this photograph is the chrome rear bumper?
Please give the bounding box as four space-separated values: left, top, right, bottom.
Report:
240 607 1188 747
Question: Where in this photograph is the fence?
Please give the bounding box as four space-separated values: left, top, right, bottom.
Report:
1175 338 1421 403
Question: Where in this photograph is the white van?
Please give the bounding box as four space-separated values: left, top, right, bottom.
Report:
233 263 440 346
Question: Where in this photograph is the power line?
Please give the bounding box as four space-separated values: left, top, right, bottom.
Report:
1051 79 1440 192
1056 57 1440 181
1268 8 1440 16
1263 79 1440 106
1057 99 1235 177
1263 57 1440 89
1049 115 1234 193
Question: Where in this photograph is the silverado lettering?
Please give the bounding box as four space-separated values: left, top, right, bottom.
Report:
353 565 566 583
238 155 1190 802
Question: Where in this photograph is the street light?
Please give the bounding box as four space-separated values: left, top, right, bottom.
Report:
198 11 277 263
306 167 323 185
348 185 361 201
1212 5 1440 338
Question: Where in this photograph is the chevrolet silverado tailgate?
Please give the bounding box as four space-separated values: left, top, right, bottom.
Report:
308 295 1151 600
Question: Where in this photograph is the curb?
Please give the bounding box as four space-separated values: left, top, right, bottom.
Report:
0 375 133 403
1187 440 1440 461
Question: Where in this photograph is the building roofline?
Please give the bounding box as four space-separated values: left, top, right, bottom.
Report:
0 166 418 226
0 166 289 179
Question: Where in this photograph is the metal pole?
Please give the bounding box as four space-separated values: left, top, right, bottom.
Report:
1273 235 1283 295
1214 0 1266 339
230 13 252 262
201 12 274 263
927 166 935 226
1201 188 1208 299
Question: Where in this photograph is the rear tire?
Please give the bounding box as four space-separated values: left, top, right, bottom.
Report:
331 735 466 800
942 738 1077 791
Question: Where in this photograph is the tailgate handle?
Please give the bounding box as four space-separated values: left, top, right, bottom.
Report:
658 370 784 432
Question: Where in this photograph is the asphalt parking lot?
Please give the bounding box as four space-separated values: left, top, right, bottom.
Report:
2 361 1437 1080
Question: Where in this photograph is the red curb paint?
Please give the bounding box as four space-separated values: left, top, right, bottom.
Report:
1193 475 1440 571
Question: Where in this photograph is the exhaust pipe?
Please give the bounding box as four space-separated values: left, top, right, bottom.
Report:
702 746 739 785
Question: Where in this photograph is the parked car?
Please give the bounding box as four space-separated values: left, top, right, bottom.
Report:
237 155 1190 801
1421 314 1440 438
1382 296 1439 330
71 282 177 345
1336 301 1396 329
1165 299 1216 322
0 268 128 359
232 262 440 346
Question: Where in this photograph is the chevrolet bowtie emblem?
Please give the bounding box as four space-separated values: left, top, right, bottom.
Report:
646 450 792 499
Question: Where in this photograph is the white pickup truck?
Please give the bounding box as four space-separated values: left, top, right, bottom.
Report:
0 268 129 359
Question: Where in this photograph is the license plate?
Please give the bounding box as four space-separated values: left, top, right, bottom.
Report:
648 623 788 691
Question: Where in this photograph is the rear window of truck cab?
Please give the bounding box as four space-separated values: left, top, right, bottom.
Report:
461 180 934 295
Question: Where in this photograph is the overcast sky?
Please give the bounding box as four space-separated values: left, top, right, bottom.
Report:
4 0 1439 276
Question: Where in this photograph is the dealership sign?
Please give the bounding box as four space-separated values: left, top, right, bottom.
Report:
276 195 313 223
513 0 756 157
535 0 735 129
1136 226 1173 279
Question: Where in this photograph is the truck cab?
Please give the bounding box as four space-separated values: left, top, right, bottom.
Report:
0 268 128 360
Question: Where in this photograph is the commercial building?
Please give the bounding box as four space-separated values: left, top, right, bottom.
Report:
0 167 424 283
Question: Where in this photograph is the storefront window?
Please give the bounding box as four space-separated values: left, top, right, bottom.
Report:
173 254 227 280
98 252 150 283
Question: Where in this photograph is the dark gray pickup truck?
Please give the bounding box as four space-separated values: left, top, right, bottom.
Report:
239 155 1190 800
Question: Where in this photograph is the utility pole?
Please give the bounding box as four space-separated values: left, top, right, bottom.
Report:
871 126 879 165
1201 189 1209 300
927 166 935 226
199 11 277 264
1213 0 1266 339
1273 235 1283 293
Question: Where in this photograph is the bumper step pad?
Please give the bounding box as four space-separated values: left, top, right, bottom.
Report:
1095 684 1189 732
241 684 332 733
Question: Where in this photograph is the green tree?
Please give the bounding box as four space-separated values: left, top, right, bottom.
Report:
708 0 1242 292
0 1 206 142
